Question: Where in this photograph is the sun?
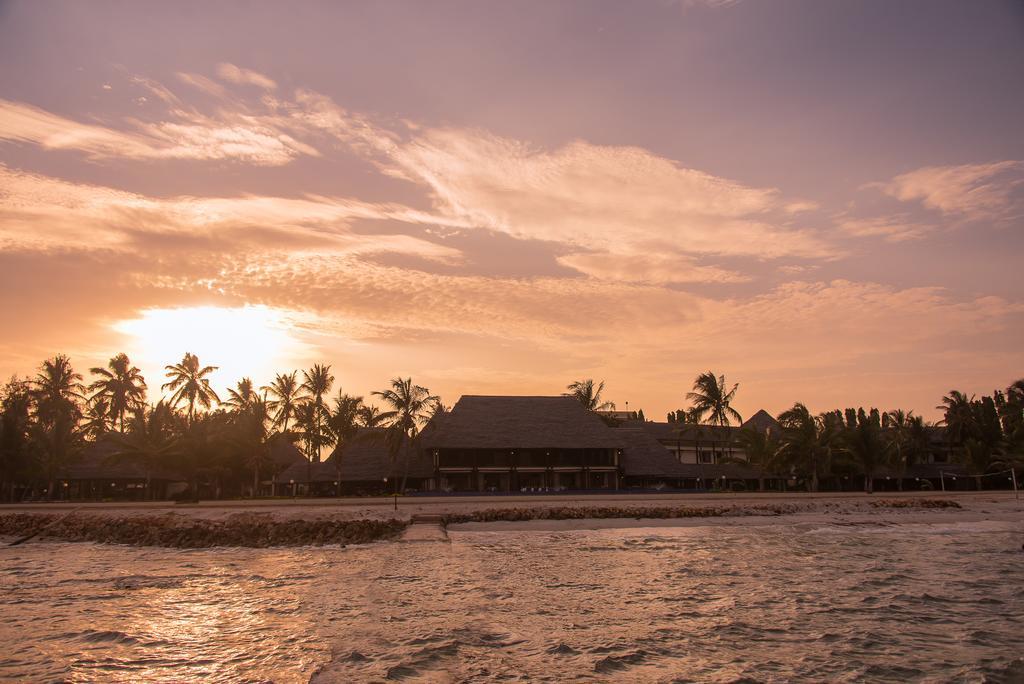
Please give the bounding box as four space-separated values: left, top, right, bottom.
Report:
113 305 309 401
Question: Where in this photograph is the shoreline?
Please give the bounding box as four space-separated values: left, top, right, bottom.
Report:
2 492 1021 547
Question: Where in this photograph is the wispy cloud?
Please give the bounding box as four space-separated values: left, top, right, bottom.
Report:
557 251 750 284
0 98 318 165
836 216 932 242
876 160 1023 220
216 63 277 90
0 164 461 262
373 128 838 282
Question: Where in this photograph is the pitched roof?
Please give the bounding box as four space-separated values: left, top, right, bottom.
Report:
624 420 738 443
616 428 693 477
274 428 434 483
62 438 184 481
269 438 306 468
420 395 619 450
741 409 781 433
333 427 433 481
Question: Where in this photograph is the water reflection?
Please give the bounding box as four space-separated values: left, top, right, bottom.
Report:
1 522 1023 682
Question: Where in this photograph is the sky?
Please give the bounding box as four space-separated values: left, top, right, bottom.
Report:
0 0 1022 422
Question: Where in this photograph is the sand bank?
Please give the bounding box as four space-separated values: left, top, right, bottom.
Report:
1 492 1020 546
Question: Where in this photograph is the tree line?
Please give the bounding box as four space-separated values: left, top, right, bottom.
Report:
661 371 1024 492
0 352 441 500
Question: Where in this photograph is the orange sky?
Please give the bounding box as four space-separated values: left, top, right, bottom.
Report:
1 1 1022 421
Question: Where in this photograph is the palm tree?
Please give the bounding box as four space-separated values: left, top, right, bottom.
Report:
839 408 886 493
1001 379 1024 459
358 404 386 428
686 371 742 426
223 377 259 413
732 425 781 491
883 409 916 490
262 371 301 433
373 377 438 493
222 391 273 497
82 398 113 440
328 391 365 447
300 364 334 463
326 391 365 490
162 352 220 424
776 402 838 492
937 390 975 444
31 355 85 499
88 353 147 432
110 401 181 499
0 379 33 502
564 379 615 411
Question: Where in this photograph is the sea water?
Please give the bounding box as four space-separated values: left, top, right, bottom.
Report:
1 521 1022 682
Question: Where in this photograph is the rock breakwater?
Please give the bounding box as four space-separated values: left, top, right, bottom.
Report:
441 498 961 524
0 512 406 548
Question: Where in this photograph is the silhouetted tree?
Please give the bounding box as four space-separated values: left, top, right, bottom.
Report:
564 379 615 411
687 371 742 426
0 378 32 501
839 408 886 493
223 377 259 413
31 355 85 499
300 364 334 463
163 352 219 424
88 353 147 432
110 401 182 499
262 371 301 433
777 402 839 492
373 378 438 493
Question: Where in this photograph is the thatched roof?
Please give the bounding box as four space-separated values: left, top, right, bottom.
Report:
274 428 433 483
420 395 618 450
269 438 306 469
332 428 433 481
616 428 763 479
62 438 183 481
625 420 738 443
617 429 691 477
740 409 781 433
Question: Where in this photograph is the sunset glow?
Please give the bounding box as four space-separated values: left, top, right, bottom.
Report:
113 306 307 398
2 4 1024 683
0 0 1021 419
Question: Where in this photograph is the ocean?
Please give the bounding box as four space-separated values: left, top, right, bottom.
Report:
2 520 1022 682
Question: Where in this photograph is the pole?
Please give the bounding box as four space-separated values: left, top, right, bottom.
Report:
393 493 398 511
940 471 945 492
1012 467 1019 502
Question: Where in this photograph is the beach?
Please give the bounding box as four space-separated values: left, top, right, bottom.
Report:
2 498 1022 682
1 491 1020 547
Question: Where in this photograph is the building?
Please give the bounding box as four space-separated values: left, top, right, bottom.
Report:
616 427 763 490
420 395 622 492
273 427 435 495
59 437 186 500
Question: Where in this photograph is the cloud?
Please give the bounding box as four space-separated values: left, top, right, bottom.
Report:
373 128 838 283
1 68 840 285
0 98 318 165
216 63 277 90
0 165 461 262
0 99 159 159
836 216 932 242
877 160 1023 220
557 251 750 284
175 72 227 98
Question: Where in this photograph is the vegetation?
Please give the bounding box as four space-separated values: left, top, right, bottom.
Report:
0 352 439 501
373 378 439 494
686 371 742 427
0 352 1020 501
673 371 1024 493
564 379 615 411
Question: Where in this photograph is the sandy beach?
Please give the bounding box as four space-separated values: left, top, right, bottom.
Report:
1 491 1021 546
